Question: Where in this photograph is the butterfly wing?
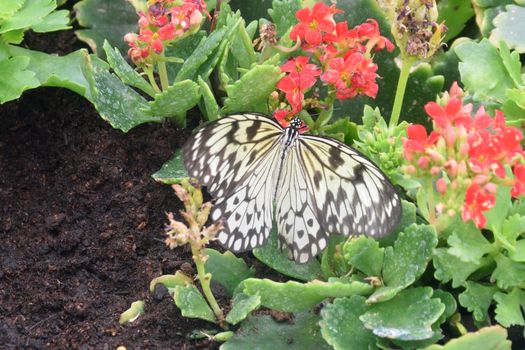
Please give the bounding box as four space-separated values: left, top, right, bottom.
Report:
297 135 402 241
182 113 284 251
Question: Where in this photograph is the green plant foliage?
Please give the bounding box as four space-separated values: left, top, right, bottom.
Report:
225 292 261 325
319 296 378 350
198 76 220 121
422 326 511 350
490 5 525 53
361 287 445 341
203 249 255 296
433 248 481 288
74 0 137 58
493 287 525 328
447 222 493 264
268 0 302 37
103 40 156 97
473 0 514 38
119 300 145 325
222 63 283 114
0 56 39 103
151 150 189 184
491 254 525 289
438 0 474 41
242 278 372 312
221 311 331 350
343 236 384 277
146 80 201 126
459 281 499 323
253 228 323 281
174 284 217 323
149 271 192 293
368 224 437 303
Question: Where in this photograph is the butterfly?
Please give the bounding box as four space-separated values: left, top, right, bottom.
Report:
182 113 402 263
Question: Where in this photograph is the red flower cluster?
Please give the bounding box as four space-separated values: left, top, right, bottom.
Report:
274 2 393 127
403 82 525 228
125 0 206 65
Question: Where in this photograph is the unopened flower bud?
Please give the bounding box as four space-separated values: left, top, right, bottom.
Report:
418 156 430 169
436 178 447 194
196 202 212 226
172 184 190 203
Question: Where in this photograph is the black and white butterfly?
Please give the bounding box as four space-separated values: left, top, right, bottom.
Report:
182 113 401 263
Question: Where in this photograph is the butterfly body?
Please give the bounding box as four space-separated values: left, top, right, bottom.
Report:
182 113 401 263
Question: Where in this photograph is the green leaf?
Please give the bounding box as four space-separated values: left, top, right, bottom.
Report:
119 300 145 324
204 249 255 296
268 0 302 37
164 31 206 81
447 221 493 264
361 287 445 341
422 326 511 350
0 0 25 20
433 289 457 324
85 60 162 132
0 0 55 34
378 200 417 247
102 40 156 97
174 284 217 323
509 240 525 262
220 311 331 350
499 214 525 249
0 56 39 103
342 236 384 277
146 80 201 127
222 63 283 114
152 149 189 184
494 287 525 327
498 41 523 87
491 254 525 289
229 20 257 69
459 281 499 323
485 181 511 233
490 5 525 53
474 1 513 38
175 21 238 82
225 292 261 325
74 0 138 58
9 46 98 100
242 278 373 312
368 224 437 303
197 77 220 121
31 9 70 33
252 227 323 281
149 271 192 293
455 39 515 103
438 0 474 41
433 248 481 287
319 296 378 350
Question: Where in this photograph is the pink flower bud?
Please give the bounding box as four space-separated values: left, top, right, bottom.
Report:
444 159 458 177
447 209 456 217
430 166 441 176
485 182 497 194
436 203 444 213
124 32 138 43
417 156 430 169
436 178 447 194
152 38 163 53
189 9 203 27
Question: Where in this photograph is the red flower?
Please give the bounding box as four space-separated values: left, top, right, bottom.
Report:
424 98 472 130
511 163 525 197
289 2 341 47
281 56 321 79
354 19 394 52
321 53 379 99
462 183 495 228
402 124 438 161
276 74 312 113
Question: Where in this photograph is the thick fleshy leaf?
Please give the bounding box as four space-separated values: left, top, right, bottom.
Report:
74 0 138 58
493 287 525 328
268 0 302 37
229 20 257 69
368 224 437 303
447 221 493 264
485 182 511 233
174 284 217 323
222 63 283 114
197 77 220 121
204 249 255 296
490 5 525 53
422 326 511 350
220 311 331 350
319 296 378 350
509 240 525 262
433 248 481 288
146 80 201 127
31 9 70 33
438 0 474 41
0 0 55 34
242 278 372 312
225 292 261 325
458 281 499 323
253 228 323 281
0 56 39 103
0 0 25 20
455 39 514 103
102 40 155 97
85 60 162 132
491 254 525 289
228 0 273 23
433 289 457 324
474 1 513 38
164 31 206 82
149 271 192 293
151 149 189 184
378 200 417 247
360 287 445 341
342 236 384 277
9 46 98 100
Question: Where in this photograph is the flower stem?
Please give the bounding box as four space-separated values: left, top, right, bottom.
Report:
191 244 225 327
145 67 162 94
389 56 415 128
157 58 170 91
426 178 436 225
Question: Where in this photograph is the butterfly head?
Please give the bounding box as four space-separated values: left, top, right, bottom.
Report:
290 117 309 134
